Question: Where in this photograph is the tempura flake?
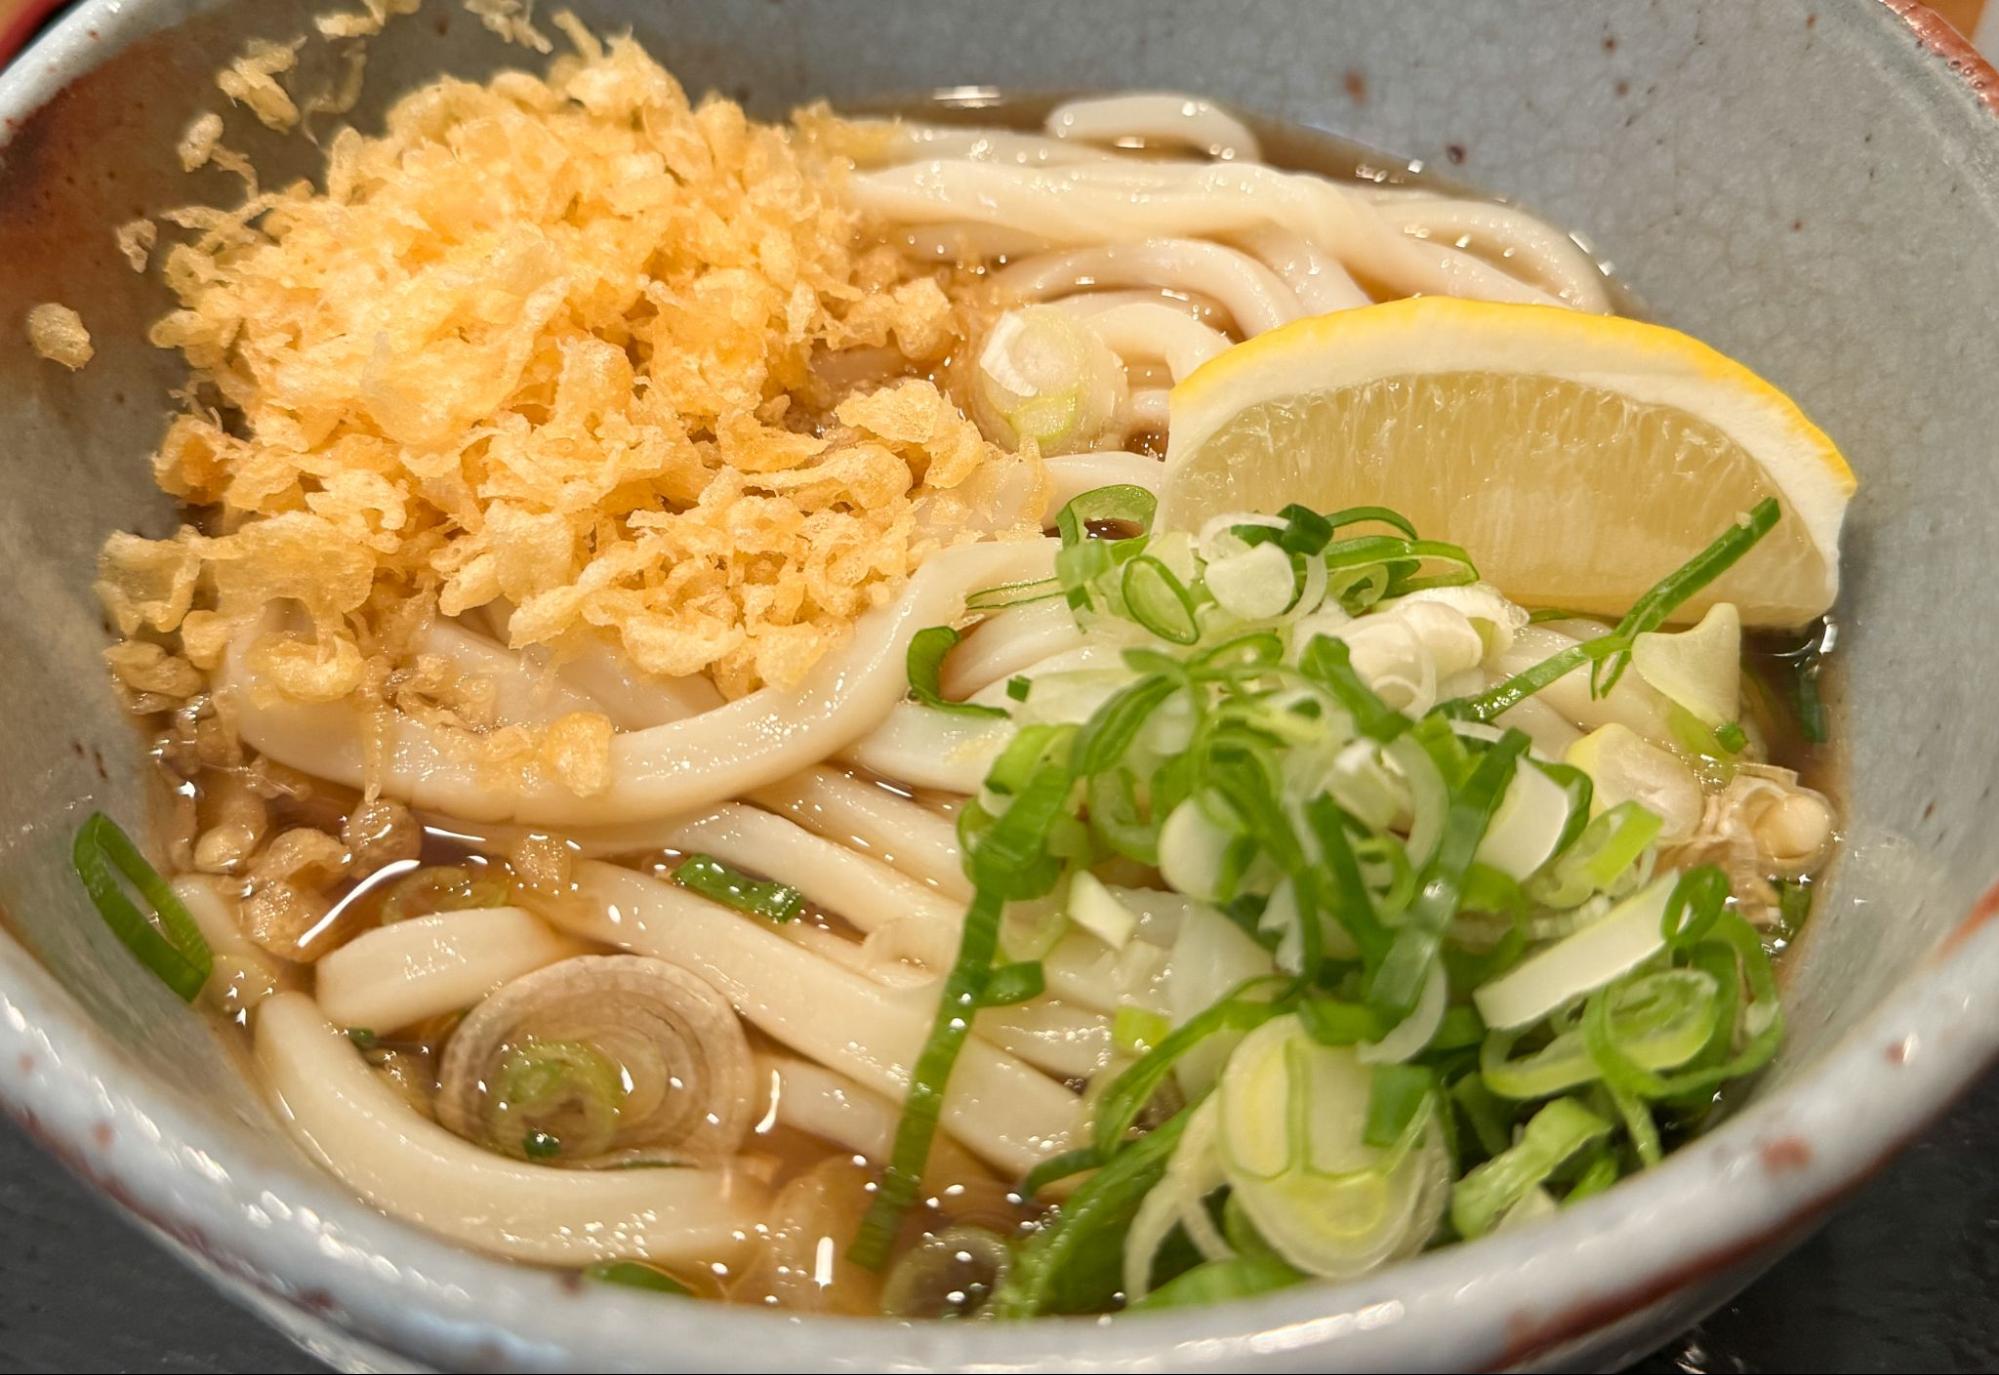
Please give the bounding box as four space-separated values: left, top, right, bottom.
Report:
26 303 92 370
104 37 1038 719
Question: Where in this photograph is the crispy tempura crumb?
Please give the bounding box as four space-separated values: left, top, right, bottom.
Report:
315 0 419 39
115 218 158 272
100 33 1037 779
216 38 305 131
464 0 553 52
26 303 92 370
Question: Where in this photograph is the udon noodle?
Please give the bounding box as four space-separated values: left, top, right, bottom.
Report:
78 26 1837 1319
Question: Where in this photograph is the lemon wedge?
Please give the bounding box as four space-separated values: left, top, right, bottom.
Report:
1159 299 1853 625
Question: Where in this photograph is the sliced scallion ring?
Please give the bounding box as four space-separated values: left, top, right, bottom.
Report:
71 812 213 1002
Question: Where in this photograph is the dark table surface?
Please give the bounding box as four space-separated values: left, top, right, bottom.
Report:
3 1075 1998 1374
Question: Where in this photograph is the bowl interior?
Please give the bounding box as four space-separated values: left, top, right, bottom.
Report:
2 1 1996 1369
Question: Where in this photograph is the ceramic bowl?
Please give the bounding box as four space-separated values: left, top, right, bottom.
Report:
3 1 1998 1369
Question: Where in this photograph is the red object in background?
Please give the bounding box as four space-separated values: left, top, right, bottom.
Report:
0 0 73 69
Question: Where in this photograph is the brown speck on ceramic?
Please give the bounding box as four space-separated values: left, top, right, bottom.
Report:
1886 1038 1912 1064
90 1120 112 1148
1604 35 1618 52
1446 142 1466 164
1761 1138 1813 1173
1616 78 1630 96
1344 68 1368 103
1940 879 1999 956
15 1053 32 1075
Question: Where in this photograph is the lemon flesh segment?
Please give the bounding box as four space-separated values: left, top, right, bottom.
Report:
1159 301 1852 628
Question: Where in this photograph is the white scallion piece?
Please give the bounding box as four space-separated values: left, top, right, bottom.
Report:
1473 873 1677 1030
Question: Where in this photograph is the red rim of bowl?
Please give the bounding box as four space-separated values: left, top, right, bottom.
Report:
1884 0 1999 111
0 0 72 69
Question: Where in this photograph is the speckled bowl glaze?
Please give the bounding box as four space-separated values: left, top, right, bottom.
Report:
2 1 1997 1369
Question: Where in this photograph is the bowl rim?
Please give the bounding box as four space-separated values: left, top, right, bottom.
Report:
4 1 1999 1369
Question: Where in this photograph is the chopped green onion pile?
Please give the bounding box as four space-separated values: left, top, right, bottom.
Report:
864 489 1810 1314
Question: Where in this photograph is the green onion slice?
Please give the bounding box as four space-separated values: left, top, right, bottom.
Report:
1055 484 1158 545
1480 969 1722 1099
1133 1252 1303 1309
1362 1063 1437 1149
1564 1150 1622 1204
1091 988 1285 1155
1300 634 1409 742
671 854 804 923
906 625 1010 718
1451 1096 1611 1239
1120 554 1201 644
966 576 1063 612
71 812 213 1002
990 1103 1192 1318
1592 497 1780 694
849 887 1007 1270
584 1260 692 1296
1583 912 1783 1101
1020 1146 1103 1199
1370 731 1528 1019
978 960 1046 1007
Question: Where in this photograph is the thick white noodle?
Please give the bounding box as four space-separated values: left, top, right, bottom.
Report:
1123 389 1171 433
1492 691 1586 760
857 915 959 980
892 222 1058 262
414 811 682 861
973 999 1114 1080
778 918 927 986
1495 625 1674 739
659 804 964 938
1074 301 1234 380
1040 451 1166 521
992 238 1300 335
822 920 1113 1078
1364 191 1611 313
553 862 1080 1173
224 539 1058 826
748 767 970 900
853 160 1568 307
545 636 724 730
845 119 1121 168
421 620 603 727
1041 929 1171 1017
1044 92 1262 162
253 992 767 1266
941 596 1091 699
171 873 288 1010
753 1052 898 1160
1229 224 1372 313
842 702 1013 795
1048 288 1223 326
313 907 582 1033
